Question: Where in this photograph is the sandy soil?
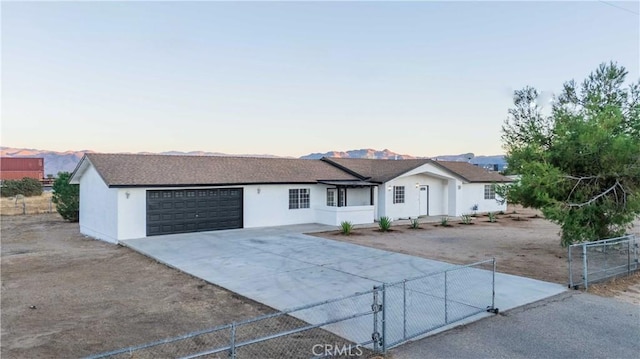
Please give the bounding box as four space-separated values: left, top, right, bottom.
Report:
2 210 637 358
1 214 361 359
313 206 640 303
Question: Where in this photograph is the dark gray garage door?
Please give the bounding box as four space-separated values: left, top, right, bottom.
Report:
146 188 243 236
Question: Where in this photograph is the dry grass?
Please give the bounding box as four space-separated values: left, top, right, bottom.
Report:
586 271 640 305
0 192 56 215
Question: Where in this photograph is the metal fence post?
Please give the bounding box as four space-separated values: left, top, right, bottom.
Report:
230 322 236 359
568 246 573 288
582 244 589 289
372 286 380 353
403 280 407 340
444 270 448 324
381 283 387 353
492 258 496 311
628 240 632 275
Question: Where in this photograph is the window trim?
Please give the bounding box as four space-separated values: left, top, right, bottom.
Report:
289 188 310 209
393 186 405 204
484 184 496 200
326 188 336 207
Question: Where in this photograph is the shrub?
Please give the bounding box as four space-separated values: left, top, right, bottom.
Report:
440 216 450 227
409 218 420 229
378 216 392 232
0 177 43 197
488 212 497 223
498 210 505 215
339 221 353 235
461 213 473 225
52 172 79 222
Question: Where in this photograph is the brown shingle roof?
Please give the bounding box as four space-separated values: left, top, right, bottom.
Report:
80 154 360 187
322 158 431 183
323 157 512 183
431 161 512 183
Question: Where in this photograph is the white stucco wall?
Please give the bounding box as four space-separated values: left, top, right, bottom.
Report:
381 172 452 220
78 165 119 243
461 183 507 214
117 188 147 240
243 184 318 227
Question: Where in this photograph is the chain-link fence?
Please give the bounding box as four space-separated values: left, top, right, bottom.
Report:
380 259 496 350
86 259 497 358
568 235 639 289
86 290 379 359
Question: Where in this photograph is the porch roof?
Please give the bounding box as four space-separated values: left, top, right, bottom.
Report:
317 180 378 187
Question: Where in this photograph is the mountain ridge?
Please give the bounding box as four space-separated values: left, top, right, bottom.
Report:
0 147 506 176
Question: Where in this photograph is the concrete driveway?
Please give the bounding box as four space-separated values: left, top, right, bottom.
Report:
123 224 566 346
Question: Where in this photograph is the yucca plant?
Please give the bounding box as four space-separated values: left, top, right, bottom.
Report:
378 216 392 232
339 221 353 235
409 218 420 229
440 216 450 227
461 214 472 225
488 212 497 223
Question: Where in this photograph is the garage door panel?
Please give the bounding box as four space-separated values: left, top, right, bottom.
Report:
146 188 243 236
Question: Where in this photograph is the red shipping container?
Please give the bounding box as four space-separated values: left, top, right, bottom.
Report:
0 158 44 171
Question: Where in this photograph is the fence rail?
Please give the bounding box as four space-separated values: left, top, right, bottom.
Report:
568 234 639 289
86 259 497 359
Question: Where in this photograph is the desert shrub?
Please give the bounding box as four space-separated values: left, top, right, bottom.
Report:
378 216 392 232
52 172 79 222
488 212 497 223
461 213 473 225
0 177 43 197
440 216 450 227
339 221 353 235
409 218 420 229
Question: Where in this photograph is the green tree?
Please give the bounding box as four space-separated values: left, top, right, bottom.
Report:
52 172 79 222
0 177 43 197
500 62 640 246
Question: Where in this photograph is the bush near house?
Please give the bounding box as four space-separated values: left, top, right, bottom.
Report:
339 221 354 235
0 177 43 197
52 172 79 222
378 216 392 232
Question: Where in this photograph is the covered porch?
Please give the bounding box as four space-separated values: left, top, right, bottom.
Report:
315 180 378 226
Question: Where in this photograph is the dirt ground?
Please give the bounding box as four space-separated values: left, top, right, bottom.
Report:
1 214 361 359
2 210 637 358
314 206 640 304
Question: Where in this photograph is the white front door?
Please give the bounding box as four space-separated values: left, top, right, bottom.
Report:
419 185 429 216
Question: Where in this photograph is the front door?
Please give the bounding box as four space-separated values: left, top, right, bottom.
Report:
419 185 429 216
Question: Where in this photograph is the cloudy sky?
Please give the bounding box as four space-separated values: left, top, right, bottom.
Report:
2 0 638 157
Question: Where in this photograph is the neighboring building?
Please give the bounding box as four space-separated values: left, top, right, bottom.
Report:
70 154 511 243
0 157 45 181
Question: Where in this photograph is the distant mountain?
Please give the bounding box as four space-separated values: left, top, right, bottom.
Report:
0 147 281 176
0 147 506 177
0 147 92 176
300 148 417 160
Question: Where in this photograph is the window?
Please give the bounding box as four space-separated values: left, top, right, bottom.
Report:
484 185 495 200
289 188 310 209
327 189 336 206
393 186 405 204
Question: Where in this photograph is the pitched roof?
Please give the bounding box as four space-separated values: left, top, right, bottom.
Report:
430 161 512 183
322 157 511 183
321 158 431 183
74 154 361 187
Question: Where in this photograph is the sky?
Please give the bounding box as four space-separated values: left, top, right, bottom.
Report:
1 1 638 158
